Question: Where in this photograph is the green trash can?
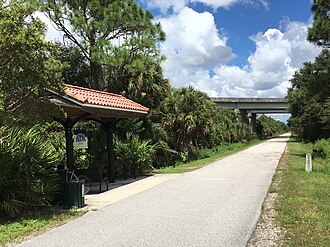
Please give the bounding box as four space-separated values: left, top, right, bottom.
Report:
63 180 85 209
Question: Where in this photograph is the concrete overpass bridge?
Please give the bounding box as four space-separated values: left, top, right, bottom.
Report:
211 98 289 132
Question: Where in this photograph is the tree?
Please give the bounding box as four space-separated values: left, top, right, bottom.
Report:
57 44 90 88
40 0 169 108
308 0 330 47
287 49 330 141
160 87 217 155
256 115 288 139
0 1 63 125
288 0 330 141
211 109 252 144
105 47 170 108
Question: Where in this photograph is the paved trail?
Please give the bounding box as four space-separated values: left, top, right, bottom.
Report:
19 134 290 247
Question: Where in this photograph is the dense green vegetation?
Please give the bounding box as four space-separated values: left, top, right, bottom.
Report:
287 50 330 141
153 139 264 174
308 0 330 48
0 1 64 125
154 87 254 163
256 115 289 139
273 138 330 246
0 127 59 218
288 0 330 142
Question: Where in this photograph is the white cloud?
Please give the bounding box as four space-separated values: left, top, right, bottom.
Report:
158 11 321 98
146 0 189 14
158 7 234 88
245 0 269 10
145 0 268 14
191 0 240 9
282 21 320 68
211 21 321 97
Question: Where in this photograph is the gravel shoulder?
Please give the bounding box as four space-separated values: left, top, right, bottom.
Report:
247 147 288 247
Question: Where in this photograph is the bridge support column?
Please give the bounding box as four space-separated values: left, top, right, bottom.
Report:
248 112 257 133
235 109 248 124
235 108 249 124
234 108 240 122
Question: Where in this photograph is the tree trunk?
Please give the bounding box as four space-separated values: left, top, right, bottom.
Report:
90 60 102 89
89 29 102 90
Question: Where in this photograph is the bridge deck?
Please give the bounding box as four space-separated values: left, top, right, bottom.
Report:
211 98 287 103
211 97 289 114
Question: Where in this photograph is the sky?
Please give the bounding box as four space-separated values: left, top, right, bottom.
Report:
136 0 321 99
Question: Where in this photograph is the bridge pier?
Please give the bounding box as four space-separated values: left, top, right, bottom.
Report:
248 112 257 133
235 109 257 133
235 109 249 125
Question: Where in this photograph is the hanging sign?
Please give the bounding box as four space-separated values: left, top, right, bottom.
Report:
73 130 88 149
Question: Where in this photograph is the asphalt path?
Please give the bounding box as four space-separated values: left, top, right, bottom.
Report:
19 133 290 247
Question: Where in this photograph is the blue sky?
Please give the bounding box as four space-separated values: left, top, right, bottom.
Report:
137 0 321 99
212 0 313 66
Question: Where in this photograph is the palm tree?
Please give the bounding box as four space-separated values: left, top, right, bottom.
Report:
161 87 217 155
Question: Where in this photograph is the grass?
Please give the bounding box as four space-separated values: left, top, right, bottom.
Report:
273 137 330 246
0 208 85 246
152 138 264 174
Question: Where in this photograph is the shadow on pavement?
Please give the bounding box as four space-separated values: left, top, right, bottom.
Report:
87 175 152 195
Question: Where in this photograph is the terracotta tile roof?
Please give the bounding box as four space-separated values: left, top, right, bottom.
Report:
64 84 149 112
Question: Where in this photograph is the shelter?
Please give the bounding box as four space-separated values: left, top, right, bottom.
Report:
45 84 149 182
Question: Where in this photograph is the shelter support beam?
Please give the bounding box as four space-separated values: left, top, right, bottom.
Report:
54 117 74 170
107 127 115 183
65 125 74 169
101 118 118 183
54 114 90 170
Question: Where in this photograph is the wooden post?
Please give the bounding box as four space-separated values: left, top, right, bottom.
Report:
101 118 118 183
54 114 89 170
107 126 115 183
65 125 74 170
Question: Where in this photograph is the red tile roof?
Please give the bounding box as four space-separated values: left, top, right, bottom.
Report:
64 84 149 112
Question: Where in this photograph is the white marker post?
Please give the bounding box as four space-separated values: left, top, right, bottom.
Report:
306 153 312 172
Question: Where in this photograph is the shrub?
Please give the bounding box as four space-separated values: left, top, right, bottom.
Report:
189 147 212 160
313 138 330 159
114 133 156 177
0 127 59 219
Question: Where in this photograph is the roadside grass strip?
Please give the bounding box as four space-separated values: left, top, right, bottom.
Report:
0 208 85 246
153 139 264 174
275 138 330 246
